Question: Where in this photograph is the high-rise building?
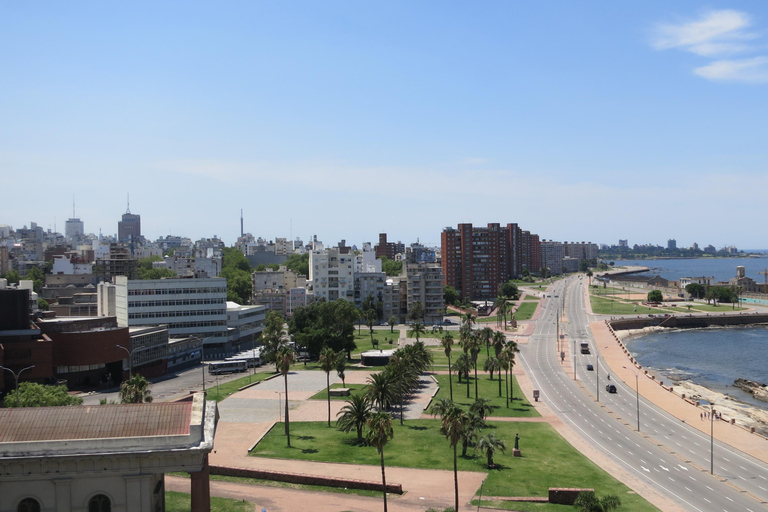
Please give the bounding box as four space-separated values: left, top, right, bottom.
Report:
375 233 405 260
667 239 677 250
441 223 537 301
118 198 141 242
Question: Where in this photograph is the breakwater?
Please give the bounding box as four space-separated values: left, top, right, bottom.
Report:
609 313 768 331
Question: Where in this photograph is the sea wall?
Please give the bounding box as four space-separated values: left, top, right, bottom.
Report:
609 313 768 331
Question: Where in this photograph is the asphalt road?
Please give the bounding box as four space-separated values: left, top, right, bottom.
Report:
519 276 768 512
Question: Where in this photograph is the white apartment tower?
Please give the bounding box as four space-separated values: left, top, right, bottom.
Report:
309 248 355 302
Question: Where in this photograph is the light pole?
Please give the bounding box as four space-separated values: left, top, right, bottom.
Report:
709 394 728 475
0 365 35 407
596 355 600 402
623 365 640 432
116 344 137 379
276 391 283 422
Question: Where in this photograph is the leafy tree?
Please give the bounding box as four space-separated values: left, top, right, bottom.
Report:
380 256 402 277
647 290 663 303
37 297 49 311
222 246 252 272
285 253 310 276
573 491 621 512
319 347 337 426
2 270 21 285
441 332 455 401
685 283 706 299
362 293 383 323
443 286 460 306
288 299 358 357
476 433 506 468
120 374 153 403
366 411 394 512
261 310 286 363
388 315 397 333
586 269 593 285
579 259 590 272
276 345 295 447
540 267 551 279
499 281 519 299
336 393 372 443
220 267 252 304
439 403 468 512
407 301 425 323
25 266 45 293
4 382 83 407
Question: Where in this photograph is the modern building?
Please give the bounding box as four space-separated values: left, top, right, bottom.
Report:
402 259 444 325
118 206 141 242
98 276 229 358
563 241 599 262
225 302 266 355
540 240 564 275
309 248 355 302
374 233 405 260
0 393 217 512
667 239 677 250
64 217 84 239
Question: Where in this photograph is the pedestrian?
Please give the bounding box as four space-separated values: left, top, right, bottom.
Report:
700 413 703 420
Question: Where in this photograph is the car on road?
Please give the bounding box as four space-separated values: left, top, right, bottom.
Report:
586 364 594 371
605 384 617 393
443 319 453 324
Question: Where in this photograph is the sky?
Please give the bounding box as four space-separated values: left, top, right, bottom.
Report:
2 2 767 250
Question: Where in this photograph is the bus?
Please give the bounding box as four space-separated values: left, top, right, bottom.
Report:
228 353 261 368
207 360 248 375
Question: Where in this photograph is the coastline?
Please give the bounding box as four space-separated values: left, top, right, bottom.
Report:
616 326 768 435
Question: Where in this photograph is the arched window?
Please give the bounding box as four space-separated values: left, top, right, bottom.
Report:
17 498 40 512
88 494 111 512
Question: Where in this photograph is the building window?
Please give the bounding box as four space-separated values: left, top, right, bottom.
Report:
17 498 40 512
89 495 111 512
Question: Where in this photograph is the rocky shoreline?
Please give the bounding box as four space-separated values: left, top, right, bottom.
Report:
616 326 768 435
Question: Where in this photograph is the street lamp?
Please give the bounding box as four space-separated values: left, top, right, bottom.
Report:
708 394 728 475
116 344 137 378
0 365 35 407
623 365 640 432
276 391 283 422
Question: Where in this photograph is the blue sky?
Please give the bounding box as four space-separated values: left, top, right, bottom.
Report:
2 2 767 249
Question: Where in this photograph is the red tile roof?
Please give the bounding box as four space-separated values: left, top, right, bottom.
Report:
0 402 192 442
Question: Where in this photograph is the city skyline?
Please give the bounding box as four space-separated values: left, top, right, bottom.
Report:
2 2 767 248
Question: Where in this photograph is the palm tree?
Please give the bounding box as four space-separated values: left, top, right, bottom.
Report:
493 296 506 328
388 315 397 333
430 397 455 419
461 311 476 332
367 372 395 412
120 374 152 403
441 332 454 401
319 347 337 427
366 310 377 343
499 350 511 408
455 353 472 398
335 351 347 387
586 269 593 286
385 353 410 425
460 411 485 456
573 491 622 512
500 343 518 403
462 333 482 399
440 404 468 512
499 301 509 330
480 327 494 358
336 393 373 443
411 322 425 342
484 356 501 382
476 433 506 468
366 411 394 512
492 331 506 357
276 345 295 447
470 397 493 421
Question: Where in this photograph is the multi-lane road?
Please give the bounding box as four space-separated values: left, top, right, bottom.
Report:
519 276 768 511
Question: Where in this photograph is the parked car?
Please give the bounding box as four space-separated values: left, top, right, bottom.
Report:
606 384 617 393
586 364 594 371
444 319 453 324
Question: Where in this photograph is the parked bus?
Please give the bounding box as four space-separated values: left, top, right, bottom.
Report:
228 353 261 368
207 360 248 375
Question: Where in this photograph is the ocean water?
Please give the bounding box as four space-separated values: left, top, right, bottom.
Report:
615 257 768 284
625 326 768 408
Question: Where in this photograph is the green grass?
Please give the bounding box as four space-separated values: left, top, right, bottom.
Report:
166 491 254 512
431 373 539 418
685 303 748 312
206 371 274 402
310 383 369 400
513 302 538 320
250 420 656 511
521 295 540 301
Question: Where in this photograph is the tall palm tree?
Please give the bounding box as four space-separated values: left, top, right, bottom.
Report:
476 433 506 468
484 356 501 382
461 311 476 332
493 296 506 329
367 372 394 412
319 346 337 427
492 331 506 357
501 343 518 403
120 374 153 403
462 333 482 399
499 350 511 408
573 491 622 512
335 351 347 387
336 393 373 443
455 353 472 398
385 353 410 425
441 332 454 401
388 315 397 333
499 301 509 330
411 322 425 342
276 345 295 447
480 327 494 358
366 411 394 512
440 404 468 512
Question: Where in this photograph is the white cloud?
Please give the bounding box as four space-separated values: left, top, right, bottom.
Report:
695 56 768 83
652 10 757 57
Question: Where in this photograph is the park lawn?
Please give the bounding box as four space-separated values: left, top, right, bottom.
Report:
250 420 656 512
206 371 274 402
513 302 538 320
686 303 748 312
521 295 540 301
166 491 254 512
310 383 369 401
431 373 538 418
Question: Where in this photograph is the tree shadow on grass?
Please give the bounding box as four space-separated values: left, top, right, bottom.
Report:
301 448 319 454
341 438 367 447
297 435 316 441
407 425 428 431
